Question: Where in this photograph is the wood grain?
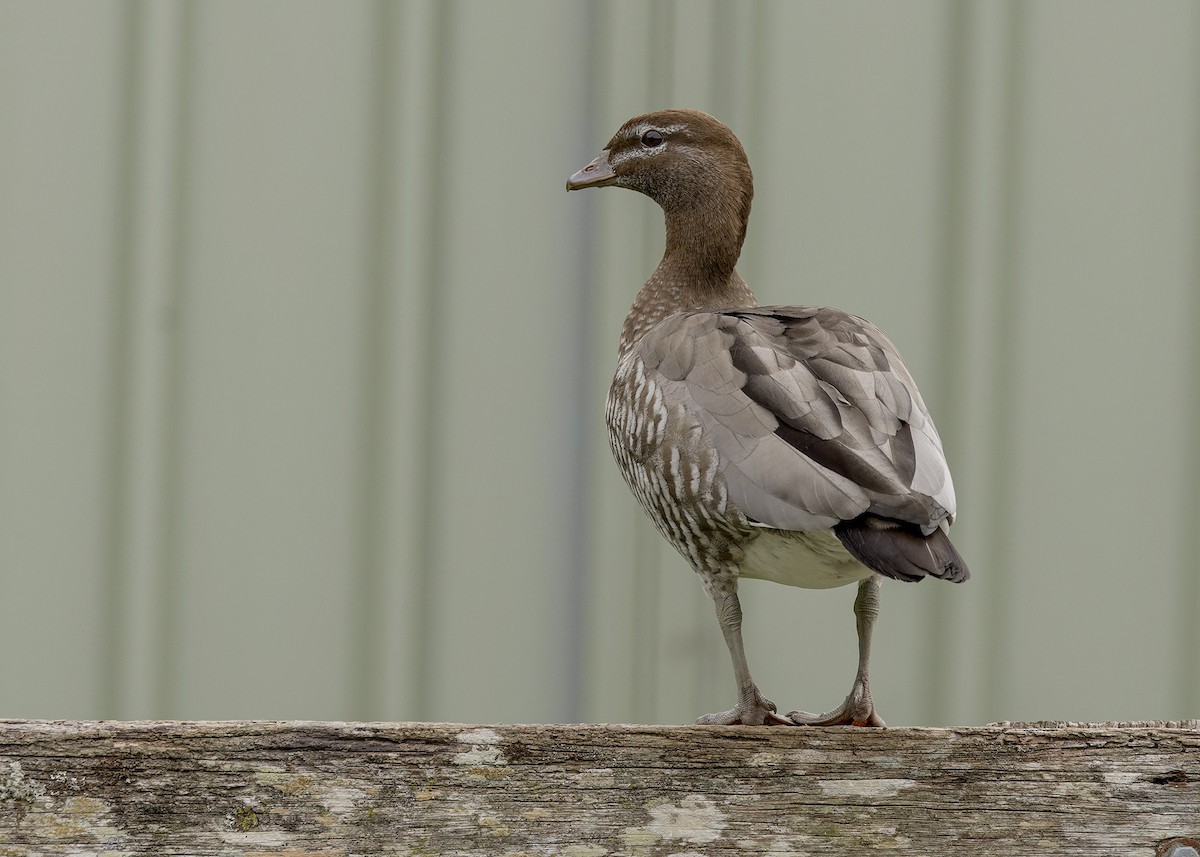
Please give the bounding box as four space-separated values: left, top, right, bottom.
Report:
1 720 1198 855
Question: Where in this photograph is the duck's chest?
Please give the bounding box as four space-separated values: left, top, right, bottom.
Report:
604 355 743 560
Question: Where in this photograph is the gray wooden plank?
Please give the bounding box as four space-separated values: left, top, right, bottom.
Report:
1 720 1198 855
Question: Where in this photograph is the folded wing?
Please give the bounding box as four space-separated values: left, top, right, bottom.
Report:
637 307 966 581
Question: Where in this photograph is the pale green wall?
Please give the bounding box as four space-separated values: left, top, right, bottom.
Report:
2 0 1198 727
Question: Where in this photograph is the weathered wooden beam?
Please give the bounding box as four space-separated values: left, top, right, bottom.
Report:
1 720 1198 855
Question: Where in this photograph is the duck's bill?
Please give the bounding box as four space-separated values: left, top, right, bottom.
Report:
566 150 617 190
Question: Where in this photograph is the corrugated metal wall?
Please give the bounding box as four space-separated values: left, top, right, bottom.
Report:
2 0 1198 727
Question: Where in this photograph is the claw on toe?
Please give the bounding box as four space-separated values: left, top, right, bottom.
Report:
786 684 885 727
697 707 793 726
697 691 794 726
787 708 886 727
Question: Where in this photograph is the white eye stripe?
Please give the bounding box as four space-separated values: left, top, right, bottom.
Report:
611 146 666 165
629 122 687 138
610 123 691 167
611 140 698 167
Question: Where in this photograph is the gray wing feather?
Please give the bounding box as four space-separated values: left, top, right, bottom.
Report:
636 307 956 534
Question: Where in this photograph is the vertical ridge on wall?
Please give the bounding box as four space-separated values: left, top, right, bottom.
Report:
979 0 1028 719
582 0 650 724
923 0 971 725
1180 2 1200 718
99 0 144 719
106 0 191 719
380 0 438 720
350 0 399 721
561 0 608 723
708 1 735 122
154 0 198 718
938 0 1010 725
410 0 456 722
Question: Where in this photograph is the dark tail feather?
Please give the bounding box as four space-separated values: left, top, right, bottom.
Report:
834 515 970 583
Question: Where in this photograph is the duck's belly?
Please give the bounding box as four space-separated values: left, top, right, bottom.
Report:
738 528 874 589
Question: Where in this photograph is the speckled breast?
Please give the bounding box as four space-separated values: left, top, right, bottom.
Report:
605 353 748 578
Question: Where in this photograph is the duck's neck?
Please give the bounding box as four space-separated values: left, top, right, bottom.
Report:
618 206 757 360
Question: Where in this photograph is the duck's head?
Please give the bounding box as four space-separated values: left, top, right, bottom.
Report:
566 109 753 229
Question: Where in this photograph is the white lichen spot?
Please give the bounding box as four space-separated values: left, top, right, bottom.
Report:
28 796 119 841
319 785 369 815
817 778 916 798
453 728 508 766
0 761 44 802
621 825 662 850
646 794 727 844
49 771 80 791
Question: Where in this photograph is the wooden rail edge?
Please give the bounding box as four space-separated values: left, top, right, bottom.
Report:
1 719 1198 856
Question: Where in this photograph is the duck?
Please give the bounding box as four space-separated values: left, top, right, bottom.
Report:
567 108 968 727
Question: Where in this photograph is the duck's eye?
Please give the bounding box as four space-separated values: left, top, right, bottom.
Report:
640 129 665 148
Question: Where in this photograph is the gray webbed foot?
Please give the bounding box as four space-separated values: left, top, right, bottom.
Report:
786 680 885 727
698 688 793 726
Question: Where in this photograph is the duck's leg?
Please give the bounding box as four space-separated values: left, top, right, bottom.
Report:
697 585 793 726
787 575 886 727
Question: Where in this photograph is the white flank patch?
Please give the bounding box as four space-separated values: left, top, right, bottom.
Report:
739 529 872 590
